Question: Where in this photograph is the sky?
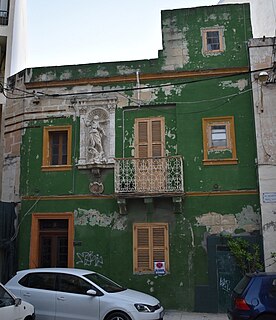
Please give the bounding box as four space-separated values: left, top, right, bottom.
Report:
26 0 219 68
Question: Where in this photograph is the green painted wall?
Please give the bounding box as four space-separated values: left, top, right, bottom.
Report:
15 3 260 313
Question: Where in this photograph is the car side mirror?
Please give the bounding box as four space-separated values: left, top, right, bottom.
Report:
87 289 97 296
14 298 22 307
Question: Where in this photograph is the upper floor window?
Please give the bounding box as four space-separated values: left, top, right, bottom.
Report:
42 126 72 171
133 223 169 274
202 116 238 165
201 27 225 54
0 0 9 25
134 117 165 158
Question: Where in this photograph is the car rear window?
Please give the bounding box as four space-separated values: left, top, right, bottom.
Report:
234 275 251 295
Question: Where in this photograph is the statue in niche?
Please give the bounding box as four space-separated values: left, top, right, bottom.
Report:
85 115 106 162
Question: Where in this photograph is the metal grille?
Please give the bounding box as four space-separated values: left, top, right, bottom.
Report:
115 156 183 194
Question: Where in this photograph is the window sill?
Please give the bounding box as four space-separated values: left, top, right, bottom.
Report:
203 158 238 166
41 165 72 171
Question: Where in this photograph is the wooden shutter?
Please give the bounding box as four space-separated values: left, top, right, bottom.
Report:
133 223 169 273
137 121 149 158
152 226 166 263
151 120 162 157
135 118 164 158
134 225 150 272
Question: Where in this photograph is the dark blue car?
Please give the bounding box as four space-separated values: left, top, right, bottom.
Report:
228 272 276 320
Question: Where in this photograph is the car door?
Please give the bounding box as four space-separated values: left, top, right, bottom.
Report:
19 272 56 320
0 285 22 320
55 273 100 320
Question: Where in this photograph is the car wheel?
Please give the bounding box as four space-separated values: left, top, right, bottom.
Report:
106 311 131 320
257 315 276 320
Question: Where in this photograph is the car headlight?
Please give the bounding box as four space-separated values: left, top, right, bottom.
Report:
134 303 155 312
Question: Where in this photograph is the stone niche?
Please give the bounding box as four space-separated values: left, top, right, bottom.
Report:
77 96 116 169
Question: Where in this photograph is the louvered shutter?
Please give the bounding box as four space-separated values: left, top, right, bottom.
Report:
151 120 162 157
135 118 164 158
135 226 151 272
152 226 166 264
137 121 148 158
134 223 169 273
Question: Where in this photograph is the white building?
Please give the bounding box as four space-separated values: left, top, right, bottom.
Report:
218 0 276 37
219 0 276 271
249 38 276 271
0 0 26 200
0 0 26 282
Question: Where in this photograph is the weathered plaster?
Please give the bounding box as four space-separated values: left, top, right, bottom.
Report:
196 206 260 234
74 208 127 230
219 79 248 91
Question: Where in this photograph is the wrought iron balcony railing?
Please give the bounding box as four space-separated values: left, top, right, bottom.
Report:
114 156 184 195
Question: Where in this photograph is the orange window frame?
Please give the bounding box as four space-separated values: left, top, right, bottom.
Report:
42 125 72 171
202 116 238 165
202 27 224 54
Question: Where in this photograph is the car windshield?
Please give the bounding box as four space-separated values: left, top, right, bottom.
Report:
84 273 126 293
234 275 251 295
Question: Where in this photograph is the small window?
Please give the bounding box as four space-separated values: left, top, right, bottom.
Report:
42 126 72 171
0 285 14 307
202 116 238 165
202 27 224 54
19 273 56 291
133 223 169 274
58 274 93 295
211 125 227 147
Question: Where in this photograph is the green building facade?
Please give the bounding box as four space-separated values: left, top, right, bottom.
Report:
3 4 261 312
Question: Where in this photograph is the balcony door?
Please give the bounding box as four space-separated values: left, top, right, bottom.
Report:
134 117 166 192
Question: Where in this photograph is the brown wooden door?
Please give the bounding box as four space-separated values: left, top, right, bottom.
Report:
39 219 68 267
134 117 166 192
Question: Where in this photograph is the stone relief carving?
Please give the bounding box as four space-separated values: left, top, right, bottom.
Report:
77 97 116 168
85 110 108 162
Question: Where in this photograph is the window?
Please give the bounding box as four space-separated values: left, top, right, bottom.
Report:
134 117 165 158
0 285 14 307
202 116 238 165
42 126 72 171
58 274 93 294
202 27 224 54
133 223 169 273
19 273 56 291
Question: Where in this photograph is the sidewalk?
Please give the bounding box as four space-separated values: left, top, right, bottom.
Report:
164 310 228 320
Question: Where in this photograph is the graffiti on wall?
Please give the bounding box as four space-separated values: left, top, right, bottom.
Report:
76 251 103 267
219 276 231 293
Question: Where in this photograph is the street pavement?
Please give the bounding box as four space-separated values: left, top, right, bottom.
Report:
164 310 228 320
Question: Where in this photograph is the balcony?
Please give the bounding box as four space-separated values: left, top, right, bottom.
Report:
114 156 184 197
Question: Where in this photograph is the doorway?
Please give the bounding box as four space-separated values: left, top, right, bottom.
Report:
30 213 74 268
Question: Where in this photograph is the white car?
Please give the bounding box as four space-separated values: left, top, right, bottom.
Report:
5 268 164 320
0 282 35 320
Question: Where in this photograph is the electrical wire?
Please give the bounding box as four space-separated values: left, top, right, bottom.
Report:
2 66 272 100
10 198 41 241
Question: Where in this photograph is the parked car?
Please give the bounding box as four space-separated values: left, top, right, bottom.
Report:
228 272 276 320
5 268 164 320
0 282 35 320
